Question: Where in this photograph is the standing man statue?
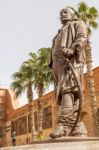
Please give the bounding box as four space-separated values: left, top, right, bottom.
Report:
49 7 88 138
12 130 16 146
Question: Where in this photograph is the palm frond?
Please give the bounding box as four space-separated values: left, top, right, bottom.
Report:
75 2 99 34
78 2 89 13
89 21 98 29
10 80 24 97
89 7 99 18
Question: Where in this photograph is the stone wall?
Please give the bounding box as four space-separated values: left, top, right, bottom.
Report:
0 67 99 147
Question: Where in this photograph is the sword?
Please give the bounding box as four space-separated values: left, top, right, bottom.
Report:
64 58 83 136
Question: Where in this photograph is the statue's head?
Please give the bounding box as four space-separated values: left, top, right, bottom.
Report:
60 7 75 24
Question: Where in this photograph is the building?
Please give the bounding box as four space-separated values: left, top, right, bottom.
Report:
0 67 99 147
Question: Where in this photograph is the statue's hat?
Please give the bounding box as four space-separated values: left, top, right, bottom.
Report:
60 6 75 17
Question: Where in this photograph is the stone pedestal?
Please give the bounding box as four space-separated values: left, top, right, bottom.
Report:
1 137 99 150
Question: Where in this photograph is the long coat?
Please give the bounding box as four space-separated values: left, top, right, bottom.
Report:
50 19 87 105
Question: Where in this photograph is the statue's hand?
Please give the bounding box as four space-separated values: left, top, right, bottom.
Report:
62 48 74 58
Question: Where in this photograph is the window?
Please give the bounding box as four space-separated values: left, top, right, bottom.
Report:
43 106 52 129
19 116 27 135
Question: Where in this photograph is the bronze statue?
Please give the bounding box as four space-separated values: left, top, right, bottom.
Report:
49 7 88 138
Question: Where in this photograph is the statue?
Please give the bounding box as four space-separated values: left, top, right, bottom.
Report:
12 130 16 146
49 7 88 138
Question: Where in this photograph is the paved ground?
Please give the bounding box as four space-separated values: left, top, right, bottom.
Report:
1 137 99 150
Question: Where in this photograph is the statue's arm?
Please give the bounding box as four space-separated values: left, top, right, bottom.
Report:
48 38 55 68
63 20 87 59
49 31 60 68
71 20 88 52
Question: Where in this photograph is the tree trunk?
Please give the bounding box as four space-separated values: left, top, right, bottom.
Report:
38 83 43 138
29 104 36 141
27 84 36 141
85 40 99 136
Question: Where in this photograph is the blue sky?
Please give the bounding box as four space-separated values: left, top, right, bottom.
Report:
0 0 99 105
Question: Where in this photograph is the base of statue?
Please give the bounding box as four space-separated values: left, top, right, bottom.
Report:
31 136 99 144
2 137 99 150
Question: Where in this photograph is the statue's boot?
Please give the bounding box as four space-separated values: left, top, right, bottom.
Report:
50 106 74 138
71 121 88 137
50 123 65 138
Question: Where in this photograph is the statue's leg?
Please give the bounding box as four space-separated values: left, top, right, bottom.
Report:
71 95 87 137
50 65 87 138
57 93 77 136
71 66 87 137
50 93 75 138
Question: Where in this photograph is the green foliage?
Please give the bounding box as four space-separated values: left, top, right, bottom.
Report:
33 47 53 96
89 21 98 29
89 7 98 18
11 48 53 99
72 1 99 35
78 2 88 12
10 52 37 101
36 134 45 141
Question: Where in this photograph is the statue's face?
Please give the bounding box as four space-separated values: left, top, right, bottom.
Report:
60 9 72 24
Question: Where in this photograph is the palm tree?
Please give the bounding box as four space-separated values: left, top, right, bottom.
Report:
34 47 53 138
35 48 53 96
71 2 99 136
10 52 37 141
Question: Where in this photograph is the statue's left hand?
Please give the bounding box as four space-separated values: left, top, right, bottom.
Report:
62 48 74 58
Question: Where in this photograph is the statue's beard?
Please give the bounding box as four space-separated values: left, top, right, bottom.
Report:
60 16 74 24
61 18 70 24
